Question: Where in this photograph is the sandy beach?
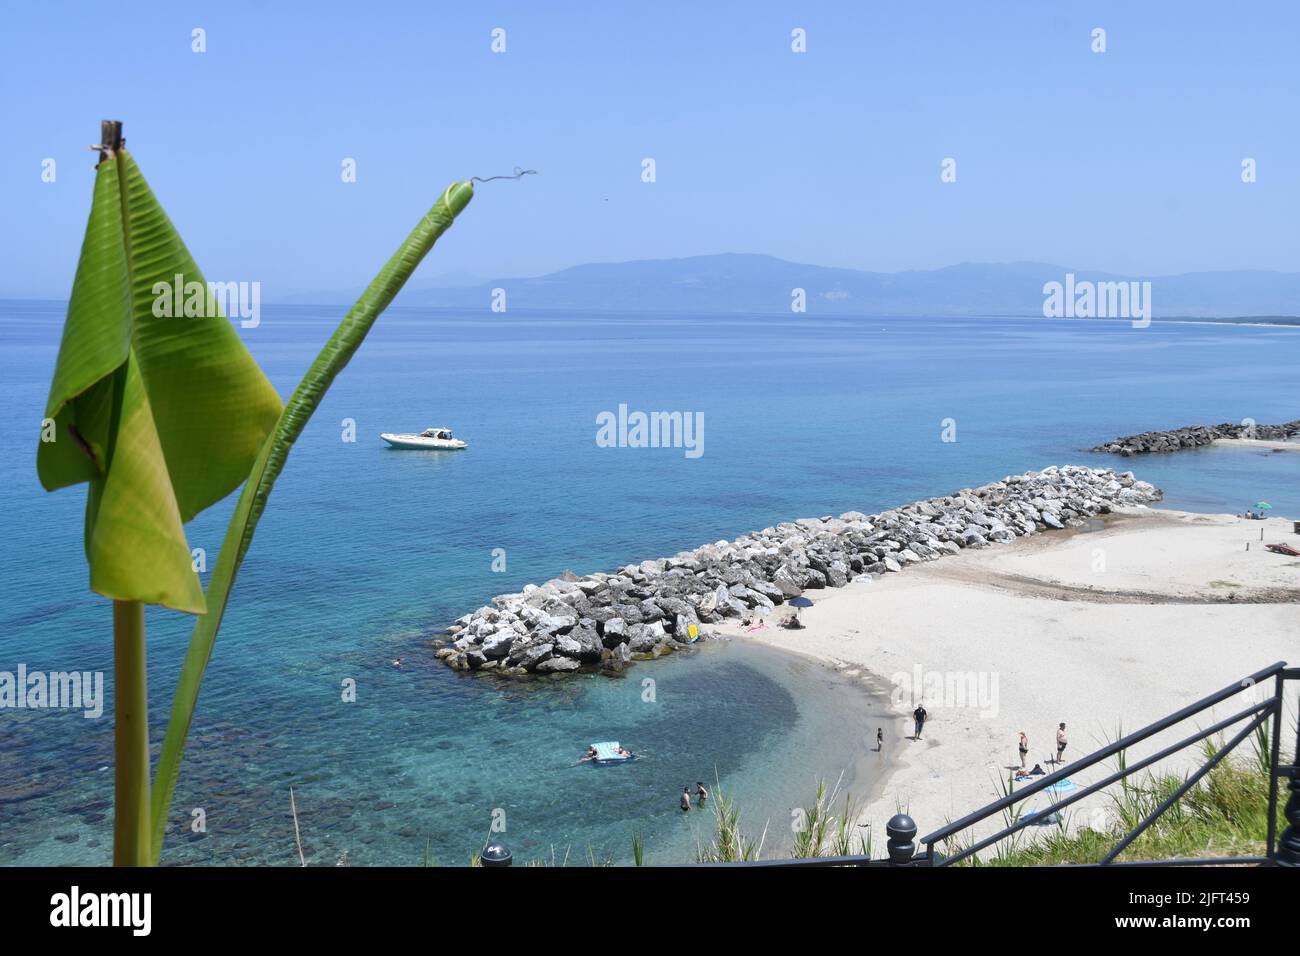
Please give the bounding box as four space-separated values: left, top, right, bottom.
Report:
724 508 1299 855
1214 437 1300 453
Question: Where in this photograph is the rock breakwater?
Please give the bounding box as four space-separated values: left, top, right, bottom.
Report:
1091 421 1300 456
434 465 1162 678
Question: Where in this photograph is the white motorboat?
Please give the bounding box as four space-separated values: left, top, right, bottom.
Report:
380 427 468 450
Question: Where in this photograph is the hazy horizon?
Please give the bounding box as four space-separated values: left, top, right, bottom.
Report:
6 257 1300 323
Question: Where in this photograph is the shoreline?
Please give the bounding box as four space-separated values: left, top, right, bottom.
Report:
1160 318 1300 329
663 637 900 859
426 467 1295 857
729 508 1300 850
1214 437 1300 453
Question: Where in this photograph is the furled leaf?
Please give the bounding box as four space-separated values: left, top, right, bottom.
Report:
38 151 284 612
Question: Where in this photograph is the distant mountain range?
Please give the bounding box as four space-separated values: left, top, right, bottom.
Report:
279 254 1300 319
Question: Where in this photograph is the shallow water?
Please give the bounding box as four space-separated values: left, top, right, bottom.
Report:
0 633 886 866
1 303 1297 865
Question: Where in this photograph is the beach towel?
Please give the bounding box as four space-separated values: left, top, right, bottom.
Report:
1022 809 1063 826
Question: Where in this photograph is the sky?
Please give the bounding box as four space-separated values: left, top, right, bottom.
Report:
1 0 1297 299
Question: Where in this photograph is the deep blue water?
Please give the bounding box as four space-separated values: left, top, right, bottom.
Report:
2 302 1298 865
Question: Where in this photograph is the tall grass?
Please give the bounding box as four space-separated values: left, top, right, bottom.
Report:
694 779 769 863
790 774 871 858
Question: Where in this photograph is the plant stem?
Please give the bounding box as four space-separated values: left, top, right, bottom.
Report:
113 600 151 866
148 182 473 862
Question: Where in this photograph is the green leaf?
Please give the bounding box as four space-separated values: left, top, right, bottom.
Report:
38 150 284 613
149 181 474 861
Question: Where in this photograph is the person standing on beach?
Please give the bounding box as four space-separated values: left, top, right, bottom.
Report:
1018 731 1029 769
912 704 928 739
1055 723 1068 764
877 728 884 751
680 786 692 812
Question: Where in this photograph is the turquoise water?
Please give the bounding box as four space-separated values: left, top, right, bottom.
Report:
2 302 1298 865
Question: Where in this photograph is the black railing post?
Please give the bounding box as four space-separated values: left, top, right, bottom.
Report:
480 840 513 867
1279 679 1300 867
886 813 917 865
1281 777 1300 867
1267 673 1285 858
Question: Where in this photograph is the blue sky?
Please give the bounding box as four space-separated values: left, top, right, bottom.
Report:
1 1 1297 299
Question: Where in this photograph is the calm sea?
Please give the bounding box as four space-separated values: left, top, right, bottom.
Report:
2 302 1298 865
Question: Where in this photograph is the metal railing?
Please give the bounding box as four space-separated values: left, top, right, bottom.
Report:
916 660 1298 867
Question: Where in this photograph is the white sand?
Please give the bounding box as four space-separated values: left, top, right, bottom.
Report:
726 508 1300 857
1214 437 1300 453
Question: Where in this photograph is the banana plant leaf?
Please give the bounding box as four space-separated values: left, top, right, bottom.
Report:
149 181 475 861
37 149 283 612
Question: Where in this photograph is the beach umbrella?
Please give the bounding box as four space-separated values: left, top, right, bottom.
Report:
789 596 815 608
1256 501 1273 510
